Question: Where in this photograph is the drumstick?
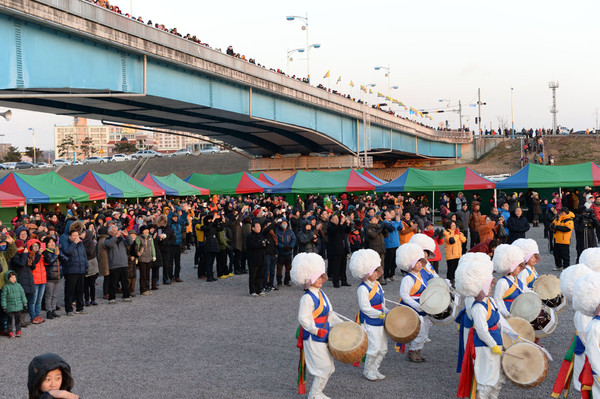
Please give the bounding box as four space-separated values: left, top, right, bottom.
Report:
331 311 356 323
503 352 524 360
384 298 402 306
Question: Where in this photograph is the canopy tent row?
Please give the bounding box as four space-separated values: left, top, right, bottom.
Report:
264 169 382 194
495 162 600 189
251 172 280 186
185 172 269 195
142 174 210 196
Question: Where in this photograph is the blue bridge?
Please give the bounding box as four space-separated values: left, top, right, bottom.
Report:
0 0 471 159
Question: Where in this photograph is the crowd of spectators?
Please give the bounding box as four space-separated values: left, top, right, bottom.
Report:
83 0 468 134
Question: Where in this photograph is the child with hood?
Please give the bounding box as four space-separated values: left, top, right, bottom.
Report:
1 270 28 338
27 353 78 399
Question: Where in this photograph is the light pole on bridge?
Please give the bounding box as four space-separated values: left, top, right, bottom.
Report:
286 14 320 84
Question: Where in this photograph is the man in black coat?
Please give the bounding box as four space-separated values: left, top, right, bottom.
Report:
326 214 352 288
156 215 175 285
201 212 222 282
506 207 530 244
246 221 267 296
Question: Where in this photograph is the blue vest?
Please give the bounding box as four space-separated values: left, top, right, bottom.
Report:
359 282 384 327
302 289 331 343
575 333 586 356
472 299 503 348
501 276 524 312
400 270 432 315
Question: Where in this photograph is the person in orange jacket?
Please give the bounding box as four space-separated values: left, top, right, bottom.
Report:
443 220 466 282
550 207 574 270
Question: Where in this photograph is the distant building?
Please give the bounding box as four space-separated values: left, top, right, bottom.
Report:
54 118 113 160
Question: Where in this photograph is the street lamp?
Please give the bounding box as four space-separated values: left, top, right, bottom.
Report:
439 99 451 128
0 109 11 121
286 48 304 75
374 66 392 103
286 14 320 84
510 87 515 138
27 128 36 165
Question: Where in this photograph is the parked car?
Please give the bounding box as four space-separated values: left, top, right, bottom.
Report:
53 159 71 166
132 150 163 159
15 161 35 169
170 148 193 157
102 156 112 162
2 162 16 170
199 146 220 154
111 154 132 162
36 162 53 169
84 156 105 165
72 160 83 166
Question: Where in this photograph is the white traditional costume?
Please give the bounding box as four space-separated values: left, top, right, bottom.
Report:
492 244 528 317
348 249 388 381
292 253 343 399
513 238 540 289
572 272 600 398
455 255 516 399
396 243 431 362
409 233 440 278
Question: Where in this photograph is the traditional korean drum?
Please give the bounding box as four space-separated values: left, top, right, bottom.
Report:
502 316 535 348
531 306 558 338
427 277 449 289
510 292 542 322
419 284 459 325
384 306 420 343
328 322 368 364
502 342 548 388
533 274 567 314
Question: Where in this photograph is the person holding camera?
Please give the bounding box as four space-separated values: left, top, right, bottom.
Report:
574 206 599 262
326 213 352 288
246 221 267 297
104 225 132 304
298 222 318 254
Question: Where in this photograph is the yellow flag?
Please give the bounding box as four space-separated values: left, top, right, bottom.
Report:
323 70 330 78
377 92 384 98
360 85 367 92
369 89 373 94
349 80 354 87
336 75 341 84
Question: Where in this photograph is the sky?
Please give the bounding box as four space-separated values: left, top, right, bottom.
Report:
1 0 599 150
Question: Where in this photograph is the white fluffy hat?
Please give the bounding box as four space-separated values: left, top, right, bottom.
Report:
511 238 539 262
455 256 494 297
560 264 593 302
349 249 381 280
458 252 491 266
409 233 436 254
395 243 426 272
492 244 525 275
579 248 600 272
572 272 600 317
290 252 326 287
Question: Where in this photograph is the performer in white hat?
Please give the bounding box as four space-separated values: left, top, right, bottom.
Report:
396 243 431 363
492 244 529 317
512 238 540 289
552 264 594 396
572 272 600 398
579 247 600 272
349 249 388 381
292 253 343 399
455 253 517 399
409 233 441 279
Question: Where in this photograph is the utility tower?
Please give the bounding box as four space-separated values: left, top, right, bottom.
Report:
549 81 559 135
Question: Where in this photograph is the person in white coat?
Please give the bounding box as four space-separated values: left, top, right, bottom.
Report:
455 253 517 399
292 252 343 399
348 249 388 381
396 243 431 363
572 271 600 398
492 244 528 318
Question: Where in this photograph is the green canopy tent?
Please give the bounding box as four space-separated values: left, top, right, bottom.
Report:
264 169 381 194
185 172 269 195
72 171 156 199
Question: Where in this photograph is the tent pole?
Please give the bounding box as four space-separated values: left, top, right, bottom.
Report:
24 203 27 215
494 189 497 208
432 190 435 225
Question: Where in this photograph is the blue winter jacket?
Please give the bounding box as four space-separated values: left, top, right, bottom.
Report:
168 210 188 246
383 220 401 249
276 226 296 256
61 238 88 275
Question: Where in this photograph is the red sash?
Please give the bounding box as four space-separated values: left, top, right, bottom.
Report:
457 328 477 399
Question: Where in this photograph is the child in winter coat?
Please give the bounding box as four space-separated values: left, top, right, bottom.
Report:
43 237 66 320
1 270 28 338
27 353 78 399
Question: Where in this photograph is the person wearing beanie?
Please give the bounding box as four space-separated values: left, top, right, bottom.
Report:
491 244 529 318
292 252 343 398
27 353 77 399
572 273 600 397
349 249 388 381
1 270 28 338
396 243 431 362
512 238 541 289
455 253 517 399
552 264 594 396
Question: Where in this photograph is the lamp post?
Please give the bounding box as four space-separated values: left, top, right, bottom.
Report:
286 14 319 84
374 66 393 108
27 128 36 165
439 99 451 128
511 87 515 139
286 48 304 75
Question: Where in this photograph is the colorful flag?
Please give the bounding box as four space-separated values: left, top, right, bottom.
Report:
392 99 399 104
377 92 384 98
360 85 367 92
385 96 391 101
323 70 330 78
369 89 373 94
336 76 341 84
349 80 354 87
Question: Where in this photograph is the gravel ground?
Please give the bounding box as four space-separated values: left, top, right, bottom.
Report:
0 225 582 398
